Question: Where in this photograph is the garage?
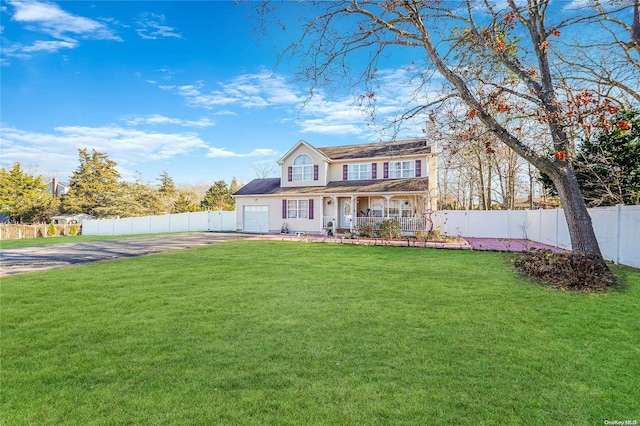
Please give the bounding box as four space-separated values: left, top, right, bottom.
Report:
243 205 269 233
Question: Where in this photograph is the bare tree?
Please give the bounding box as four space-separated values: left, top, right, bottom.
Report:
257 0 640 258
251 161 278 179
554 0 639 104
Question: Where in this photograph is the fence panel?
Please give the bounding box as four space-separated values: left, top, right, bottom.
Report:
113 218 133 236
618 205 640 268
187 212 209 231
148 215 170 234
81 220 99 236
131 217 151 234
208 211 236 231
590 207 619 262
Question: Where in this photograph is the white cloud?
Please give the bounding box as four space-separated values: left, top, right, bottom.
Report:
160 70 303 110
122 114 214 127
0 124 209 177
154 66 444 139
3 0 121 61
9 0 120 40
21 39 77 52
206 147 279 158
135 12 182 40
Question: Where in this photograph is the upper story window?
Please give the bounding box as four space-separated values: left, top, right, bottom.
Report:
389 160 415 178
292 154 314 181
348 164 371 180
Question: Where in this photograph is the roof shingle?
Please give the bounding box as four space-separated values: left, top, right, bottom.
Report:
317 139 431 160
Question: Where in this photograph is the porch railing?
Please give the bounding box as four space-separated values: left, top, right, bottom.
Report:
353 216 429 234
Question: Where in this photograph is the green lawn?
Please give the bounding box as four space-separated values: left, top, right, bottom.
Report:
1 241 638 425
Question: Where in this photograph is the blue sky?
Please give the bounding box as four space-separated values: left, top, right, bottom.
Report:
0 0 428 186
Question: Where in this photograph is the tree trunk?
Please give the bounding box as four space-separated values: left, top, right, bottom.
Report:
551 168 603 257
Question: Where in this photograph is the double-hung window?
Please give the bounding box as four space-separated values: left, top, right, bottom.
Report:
347 164 371 180
292 154 314 181
287 200 309 219
388 160 415 178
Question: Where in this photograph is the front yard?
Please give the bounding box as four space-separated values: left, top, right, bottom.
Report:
1 241 638 424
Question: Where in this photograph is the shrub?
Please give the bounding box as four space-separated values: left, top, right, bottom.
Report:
379 219 401 240
415 229 429 242
69 224 79 236
47 222 57 237
355 222 376 238
428 229 442 240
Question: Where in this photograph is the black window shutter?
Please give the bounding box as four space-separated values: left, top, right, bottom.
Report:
343 165 348 180
282 200 287 219
287 166 292 182
372 163 377 179
383 162 389 179
309 199 314 219
314 165 319 181
415 160 422 177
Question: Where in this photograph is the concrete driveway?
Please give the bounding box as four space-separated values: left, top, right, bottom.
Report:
0 232 250 277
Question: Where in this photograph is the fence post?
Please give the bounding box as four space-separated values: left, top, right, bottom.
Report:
616 204 622 264
554 207 560 247
538 208 542 243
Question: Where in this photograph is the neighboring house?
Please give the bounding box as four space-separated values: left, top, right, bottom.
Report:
50 213 93 225
48 178 70 198
233 139 437 234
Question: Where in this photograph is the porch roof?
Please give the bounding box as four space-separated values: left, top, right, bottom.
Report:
234 177 430 196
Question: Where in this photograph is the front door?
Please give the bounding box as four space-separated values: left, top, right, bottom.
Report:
339 198 351 229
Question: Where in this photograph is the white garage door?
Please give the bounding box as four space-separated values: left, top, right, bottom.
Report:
243 205 269 233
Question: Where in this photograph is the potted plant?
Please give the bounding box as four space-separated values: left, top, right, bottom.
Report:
326 221 333 236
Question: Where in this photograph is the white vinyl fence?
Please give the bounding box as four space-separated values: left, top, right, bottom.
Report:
80 207 639 268
433 205 640 268
82 211 236 236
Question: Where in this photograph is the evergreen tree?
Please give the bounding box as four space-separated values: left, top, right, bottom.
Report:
229 177 241 194
172 189 202 213
60 149 121 217
228 177 241 210
157 170 176 196
156 170 178 214
575 110 640 206
200 180 233 211
0 163 58 223
541 110 640 207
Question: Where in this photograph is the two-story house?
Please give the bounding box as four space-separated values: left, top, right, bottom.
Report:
233 139 437 235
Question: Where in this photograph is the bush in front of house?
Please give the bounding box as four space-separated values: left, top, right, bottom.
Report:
47 222 57 237
355 222 376 238
379 219 401 240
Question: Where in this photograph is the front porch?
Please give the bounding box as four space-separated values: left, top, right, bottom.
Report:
321 195 433 235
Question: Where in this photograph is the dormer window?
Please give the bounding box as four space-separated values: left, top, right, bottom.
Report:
292 154 314 181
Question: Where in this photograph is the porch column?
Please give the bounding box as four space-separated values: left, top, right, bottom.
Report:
384 195 391 220
351 196 357 231
332 197 338 231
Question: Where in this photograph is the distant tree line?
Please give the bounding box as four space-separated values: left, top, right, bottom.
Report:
0 148 242 223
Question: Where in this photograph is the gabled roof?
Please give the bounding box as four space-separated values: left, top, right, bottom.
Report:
234 177 430 196
276 140 328 165
317 139 431 160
